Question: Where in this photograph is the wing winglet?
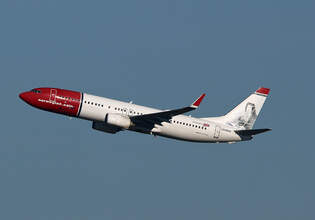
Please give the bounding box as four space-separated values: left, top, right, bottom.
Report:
191 93 206 108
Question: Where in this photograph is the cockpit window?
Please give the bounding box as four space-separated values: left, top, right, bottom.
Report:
31 89 41 93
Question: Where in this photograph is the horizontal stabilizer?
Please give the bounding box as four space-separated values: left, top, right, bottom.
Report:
235 128 271 136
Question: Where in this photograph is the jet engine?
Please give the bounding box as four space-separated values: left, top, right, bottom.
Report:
92 121 121 134
106 113 132 129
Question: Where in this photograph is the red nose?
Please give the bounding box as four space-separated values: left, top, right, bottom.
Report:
19 91 33 104
19 92 28 100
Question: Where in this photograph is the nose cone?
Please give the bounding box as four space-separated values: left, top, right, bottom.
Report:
19 92 28 101
19 91 34 105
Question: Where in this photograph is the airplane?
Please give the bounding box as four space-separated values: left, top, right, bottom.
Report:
19 87 271 143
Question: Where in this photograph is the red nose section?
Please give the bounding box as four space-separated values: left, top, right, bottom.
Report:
19 91 35 104
19 92 27 100
19 88 82 117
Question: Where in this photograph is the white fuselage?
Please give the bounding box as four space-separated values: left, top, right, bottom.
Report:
79 93 242 143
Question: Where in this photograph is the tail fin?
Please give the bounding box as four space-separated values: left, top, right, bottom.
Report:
203 87 270 130
224 87 270 129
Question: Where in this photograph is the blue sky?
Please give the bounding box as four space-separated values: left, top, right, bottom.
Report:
1 0 314 219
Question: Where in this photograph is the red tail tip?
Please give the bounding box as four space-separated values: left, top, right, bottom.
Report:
256 87 270 95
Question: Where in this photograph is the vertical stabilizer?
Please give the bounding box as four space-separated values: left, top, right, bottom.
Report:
202 87 270 130
223 87 270 129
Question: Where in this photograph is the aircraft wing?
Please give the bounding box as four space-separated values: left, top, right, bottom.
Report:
130 93 205 125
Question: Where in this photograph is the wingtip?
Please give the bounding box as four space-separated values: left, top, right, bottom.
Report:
192 93 206 107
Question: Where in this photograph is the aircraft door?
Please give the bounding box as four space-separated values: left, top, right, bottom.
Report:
49 89 57 102
214 125 221 139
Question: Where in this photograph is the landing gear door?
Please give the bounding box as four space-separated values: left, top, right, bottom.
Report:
214 125 220 139
50 89 57 102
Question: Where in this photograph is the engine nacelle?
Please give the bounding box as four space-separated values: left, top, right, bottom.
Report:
106 113 132 129
92 121 121 134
